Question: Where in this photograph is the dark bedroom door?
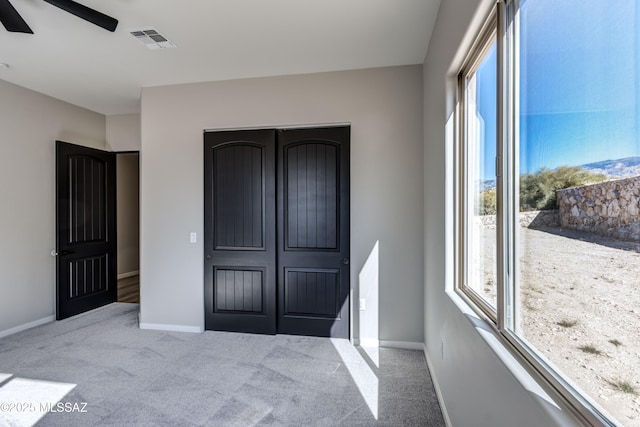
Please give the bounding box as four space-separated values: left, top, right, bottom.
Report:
56 141 117 320
276 127 350 338
203 130 277 334
204 126 350 338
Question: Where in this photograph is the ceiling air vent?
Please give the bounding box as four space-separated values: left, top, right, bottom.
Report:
130 27 176 50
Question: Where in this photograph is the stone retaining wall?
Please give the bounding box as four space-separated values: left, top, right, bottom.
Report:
556 175 640 241
519 210 560 228
475 210 559 229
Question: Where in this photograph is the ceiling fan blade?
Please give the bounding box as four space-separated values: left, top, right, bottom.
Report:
0 0 33 33
42 0 118 32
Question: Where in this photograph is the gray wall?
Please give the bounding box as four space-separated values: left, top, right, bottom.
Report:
0 79 106 334
106 113 141 151
423 0 581 425
116 153 140 275
139 66 425 342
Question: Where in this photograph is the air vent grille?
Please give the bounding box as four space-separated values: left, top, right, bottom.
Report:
130 27 176 50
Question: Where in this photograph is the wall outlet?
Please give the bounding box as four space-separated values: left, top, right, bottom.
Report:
359 298 366 311
190 232 197 243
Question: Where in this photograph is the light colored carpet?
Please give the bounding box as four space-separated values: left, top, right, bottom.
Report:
0 304 445 426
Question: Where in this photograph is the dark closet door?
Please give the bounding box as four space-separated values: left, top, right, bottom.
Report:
204 130 277 334
56 141 117 320
277 127 350 338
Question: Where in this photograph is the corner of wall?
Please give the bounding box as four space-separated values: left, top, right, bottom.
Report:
106 113 141 152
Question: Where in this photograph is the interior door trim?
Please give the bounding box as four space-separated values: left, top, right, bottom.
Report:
204 122 351 133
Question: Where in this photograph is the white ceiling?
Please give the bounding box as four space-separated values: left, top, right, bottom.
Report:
0 0 441 115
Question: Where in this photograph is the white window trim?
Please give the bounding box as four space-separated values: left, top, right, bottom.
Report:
456 8 499 322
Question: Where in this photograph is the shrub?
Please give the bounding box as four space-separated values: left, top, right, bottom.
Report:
477 188 496 215
557 319 577 328
578 344 603 355
608 380 638 395
476 166 606 215
520 166 606 211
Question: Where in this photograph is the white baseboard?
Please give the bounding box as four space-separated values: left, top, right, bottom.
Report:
117 270 139 280
424 343 453 427
139 322 202 334
353 338 424 350
0 315 55 339
358 338 379 347
380 340 424 350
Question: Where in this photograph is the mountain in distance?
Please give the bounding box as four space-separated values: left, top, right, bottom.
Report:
581 156 640 179
477 156 640 190
477 179 496 191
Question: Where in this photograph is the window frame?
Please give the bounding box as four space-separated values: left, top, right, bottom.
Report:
454 1 624 426
456 9 499 322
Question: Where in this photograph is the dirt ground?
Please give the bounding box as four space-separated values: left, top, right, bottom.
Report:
477 226 640 425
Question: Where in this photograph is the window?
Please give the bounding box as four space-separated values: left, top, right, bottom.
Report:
459 17 498 317
457 1 640 426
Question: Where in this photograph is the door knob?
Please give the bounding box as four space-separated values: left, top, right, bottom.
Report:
205 254 212 261
342 258 349 265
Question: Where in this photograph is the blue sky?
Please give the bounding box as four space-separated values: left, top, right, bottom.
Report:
477 0 640 180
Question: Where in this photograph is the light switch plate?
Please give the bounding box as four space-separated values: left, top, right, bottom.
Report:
190 232 197 243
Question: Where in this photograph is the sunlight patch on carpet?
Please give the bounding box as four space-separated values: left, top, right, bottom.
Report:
0 376 76 427
331 339 378 419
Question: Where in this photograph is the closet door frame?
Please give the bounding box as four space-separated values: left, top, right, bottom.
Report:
204 125 350 338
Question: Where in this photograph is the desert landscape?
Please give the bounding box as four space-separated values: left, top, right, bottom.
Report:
476 225 640 425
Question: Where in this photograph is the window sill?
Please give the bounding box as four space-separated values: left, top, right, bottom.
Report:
445 288 591 427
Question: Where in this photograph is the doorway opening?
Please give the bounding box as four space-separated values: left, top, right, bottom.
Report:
55 142 140 320
116 152 140 303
